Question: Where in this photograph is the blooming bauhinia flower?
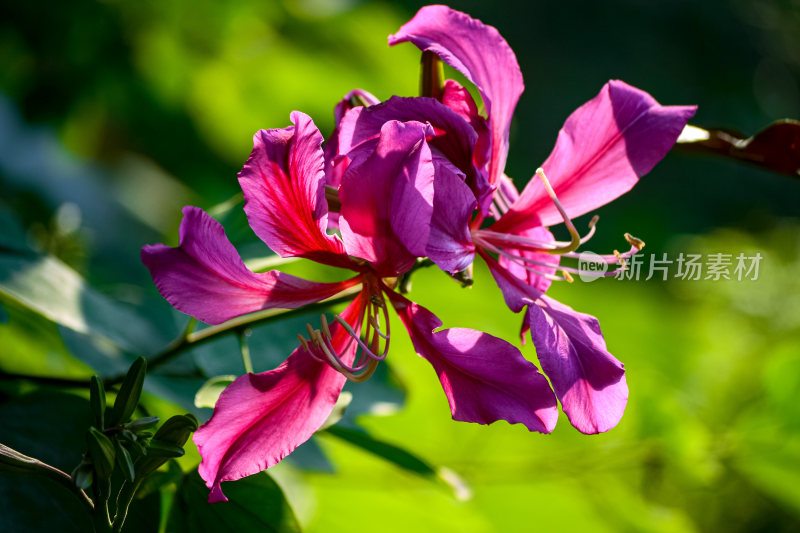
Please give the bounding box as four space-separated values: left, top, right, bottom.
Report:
143 110 558 502
376 5 697 433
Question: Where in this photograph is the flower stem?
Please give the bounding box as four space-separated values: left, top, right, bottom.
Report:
238 331 254 374
0 443 94 513
0 285 363 389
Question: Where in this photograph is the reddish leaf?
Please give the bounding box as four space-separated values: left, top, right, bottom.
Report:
677 120 800 178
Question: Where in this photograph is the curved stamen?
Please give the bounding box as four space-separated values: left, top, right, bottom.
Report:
478 230 645 281
476 237 567 281
369 315 390 340
334 315 388 362
473 214 599 254
297 290 390 383
535 168 581 254
562 242 644 265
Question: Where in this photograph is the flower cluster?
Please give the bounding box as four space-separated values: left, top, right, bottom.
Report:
142 5 695 502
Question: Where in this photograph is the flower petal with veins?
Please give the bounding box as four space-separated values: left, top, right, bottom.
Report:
141 206 359 325
194 294 363 502
527 296 628 434
390 292 558 433
239 111 350 267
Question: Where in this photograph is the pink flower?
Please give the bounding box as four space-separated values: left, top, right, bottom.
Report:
383 5 696 433
143 111 557 502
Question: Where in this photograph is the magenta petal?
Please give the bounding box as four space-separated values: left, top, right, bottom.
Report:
441 79 493 212
495 226 558 296
338 95 491 217
426 159 476 273
390 292 558 433
339 120 429 275
324 89 380 189
527 295 628 434
238 111 349 267
194 294 363 502
390 5 524 187
479 248 551 314
339 96 478 173
141 206 358 324
496 81 697 232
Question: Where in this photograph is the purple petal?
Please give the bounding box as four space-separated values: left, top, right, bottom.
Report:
390 292 558 433
441 79 493 212
496 81 696 233
324 89 380 189
339 120 430 275
496 226 558 296
527 295 628 434
479 242 555 314
339 96 478 173
390 5 524 187
441 79 490 169
141 206 359 324
195 294 363 502
338 95 491 217
238 111 350 267
426 159 476 273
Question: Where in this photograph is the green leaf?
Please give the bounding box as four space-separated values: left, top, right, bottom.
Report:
167 470 301 533
0 391 91 472
194 375 236 409
0 252 168 356
135 460 183 500
152 413 198 445
0 471 92 532
322 425 436 477
125 416 160 433
71 463 93 491
146 439 185 459
109 357 147 427
87 427 115 481
89 375 106 430
114 439 135 483
134 414 198 480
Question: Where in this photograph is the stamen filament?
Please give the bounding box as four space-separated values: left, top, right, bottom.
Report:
535 168 581 254
333 315 388 362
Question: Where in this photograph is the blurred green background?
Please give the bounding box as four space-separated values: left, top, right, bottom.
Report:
1 0 799 531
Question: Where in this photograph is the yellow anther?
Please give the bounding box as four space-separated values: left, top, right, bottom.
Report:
320 314 331 339
624 233 645 250
613 249 627 270
297 334 310 353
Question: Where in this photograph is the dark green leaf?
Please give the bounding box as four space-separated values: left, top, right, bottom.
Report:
0 252 168 355
135 460 183 499
146 439 185 459
125 416 160 433
0 471 92 532
71 463 93 491
89 375 106 430
167 470 301 533
87 427 115 481
323 425 436 477
0 391 91 472
676 120 800 178
152 413 198 447
134 414 198 480
114 438 135 482
109 357 147 427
